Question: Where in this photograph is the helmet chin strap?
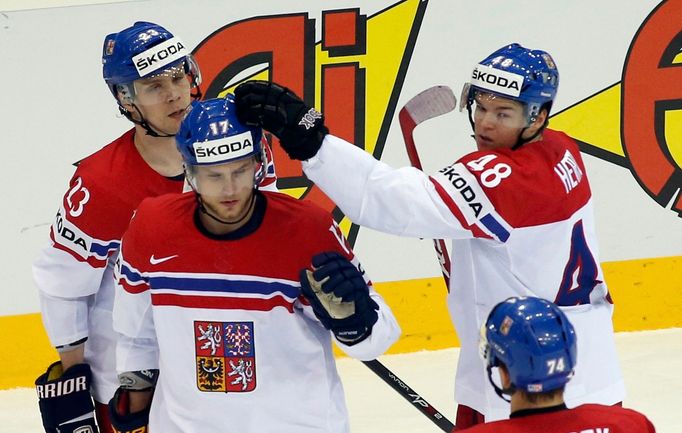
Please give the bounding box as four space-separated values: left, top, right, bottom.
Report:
120 104 176 138
486 365 514 403
195 189 258 226
511 118 548 150
465 98 476 131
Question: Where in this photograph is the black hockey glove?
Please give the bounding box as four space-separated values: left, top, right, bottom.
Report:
300 252 379 345
234 80 329 161
107 370 158 433
35 361 99 433
108 388 151 433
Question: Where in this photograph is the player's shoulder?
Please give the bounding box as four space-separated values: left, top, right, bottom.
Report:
466 405 654 433
127 192 193 234
263 191 331 222
542 128 577 145
531 128 582 164
75 129 136 174
573 404 655 431
135 192 194 218
71 129 138 191
260 192 352 260
463 419 517 432
451 129 591 225
454 145 556 198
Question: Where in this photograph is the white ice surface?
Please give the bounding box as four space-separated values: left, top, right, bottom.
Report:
3 328 680 432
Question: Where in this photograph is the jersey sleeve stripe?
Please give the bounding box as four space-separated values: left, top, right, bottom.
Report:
50 205 121 262
430 162 514 242
480 213 510 242
120 279 149 294
120 263 147 284
117 257 149 294
49 230 108 268
90 240 121 257
429 177 492 239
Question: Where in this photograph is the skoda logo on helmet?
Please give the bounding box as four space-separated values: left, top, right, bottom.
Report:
132 37 188 76
471 65 524 98
193 131 254 164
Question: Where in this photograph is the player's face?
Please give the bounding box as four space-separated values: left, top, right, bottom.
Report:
472 92 529 151
194 158 258 228
126 65 193 135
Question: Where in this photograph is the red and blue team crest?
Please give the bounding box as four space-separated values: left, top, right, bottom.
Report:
194 321 256 392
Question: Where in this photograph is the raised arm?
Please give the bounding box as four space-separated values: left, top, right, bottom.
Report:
234 80 469 240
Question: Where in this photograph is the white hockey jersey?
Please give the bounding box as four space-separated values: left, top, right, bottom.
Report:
302 130 625 421
114 191 400 433
32 129 278 403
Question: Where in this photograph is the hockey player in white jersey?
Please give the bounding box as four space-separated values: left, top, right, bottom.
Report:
32 21 277 433
109 96 399 433
234 43 625 429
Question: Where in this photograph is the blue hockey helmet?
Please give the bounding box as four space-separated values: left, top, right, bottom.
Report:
102 21 201 100
463 43 559 123
177 95 266 190
480 296 577 397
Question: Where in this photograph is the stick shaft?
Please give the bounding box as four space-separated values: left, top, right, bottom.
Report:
362 360 455 432
365 85 458 431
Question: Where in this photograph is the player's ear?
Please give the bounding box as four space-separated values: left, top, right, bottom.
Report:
118 95 134 113
530 108 548 131
115 85 136 115
523 108 548 140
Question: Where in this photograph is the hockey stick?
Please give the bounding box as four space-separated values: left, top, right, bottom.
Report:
398 85 457 287
362 360 455 432
358 87 458 432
